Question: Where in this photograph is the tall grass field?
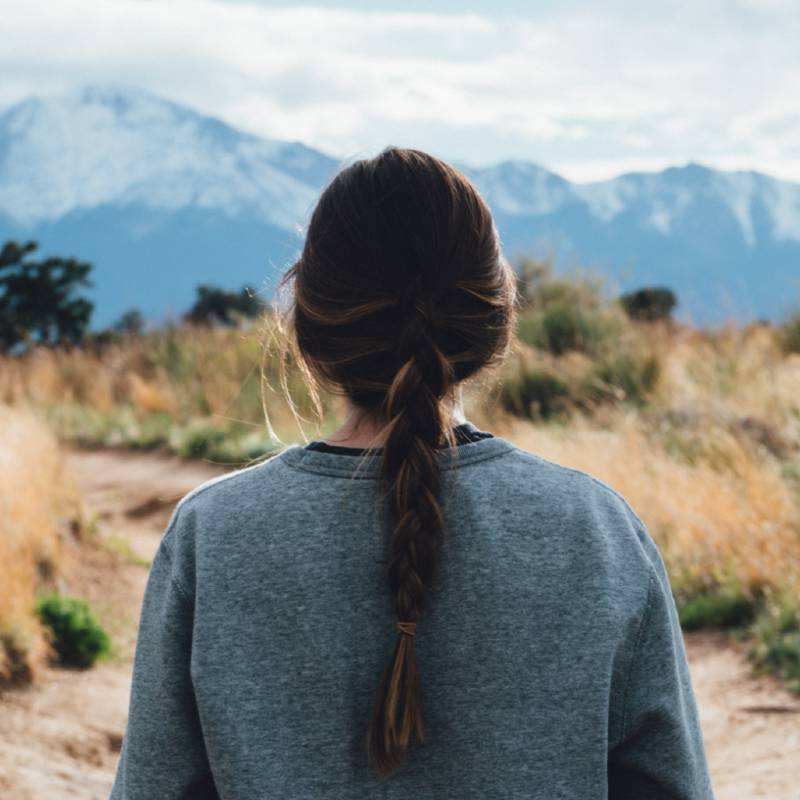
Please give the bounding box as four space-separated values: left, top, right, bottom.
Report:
1 263 799 691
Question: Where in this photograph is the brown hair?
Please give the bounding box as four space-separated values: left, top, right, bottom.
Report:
272 146 516 774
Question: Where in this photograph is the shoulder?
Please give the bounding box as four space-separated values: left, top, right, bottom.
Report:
154 447 296 596
492 443 645 524
497 443 662 577
160 446 293 550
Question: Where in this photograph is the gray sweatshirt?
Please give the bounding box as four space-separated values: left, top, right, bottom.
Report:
110 421 715 799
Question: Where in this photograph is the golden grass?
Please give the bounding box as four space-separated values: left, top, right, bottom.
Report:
1 312 799 609
0 406 81 684
0 321 330 444
656 323 800 433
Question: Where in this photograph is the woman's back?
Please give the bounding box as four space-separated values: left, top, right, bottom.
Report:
111 422 713 799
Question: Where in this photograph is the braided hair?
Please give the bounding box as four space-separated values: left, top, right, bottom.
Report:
276 147 516 775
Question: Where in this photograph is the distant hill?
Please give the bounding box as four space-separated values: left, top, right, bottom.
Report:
1 85 798 326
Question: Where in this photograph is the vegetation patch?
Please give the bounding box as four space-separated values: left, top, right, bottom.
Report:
3 249 800 697
35 592 111 669
499 367 571 420
676 586 760 632
514 259 620 357
750 596 800 694
44 403 280 464
583 349 661 408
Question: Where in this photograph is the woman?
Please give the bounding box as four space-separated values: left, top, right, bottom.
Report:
110 147 714 799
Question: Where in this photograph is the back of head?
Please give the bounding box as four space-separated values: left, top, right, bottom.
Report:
277 146 517 774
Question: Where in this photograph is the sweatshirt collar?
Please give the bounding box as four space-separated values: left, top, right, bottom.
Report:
276 420 517 479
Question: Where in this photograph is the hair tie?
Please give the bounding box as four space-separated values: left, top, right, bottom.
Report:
396 621 417 637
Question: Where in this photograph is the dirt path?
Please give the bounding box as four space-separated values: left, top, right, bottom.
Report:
0 450 226 800
1 448 799 799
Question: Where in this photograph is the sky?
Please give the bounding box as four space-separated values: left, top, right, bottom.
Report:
2 0 800 183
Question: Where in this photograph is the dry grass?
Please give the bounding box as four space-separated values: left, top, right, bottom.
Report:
0 406 81 684
0 325 267 421
0 321 337 456
1 303 799 611
1 264 799 691
656 323 800 438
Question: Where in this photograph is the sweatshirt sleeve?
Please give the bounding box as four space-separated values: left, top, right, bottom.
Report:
607 528 716 800
109 516 219 800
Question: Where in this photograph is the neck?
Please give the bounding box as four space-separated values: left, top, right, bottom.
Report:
321 387 466 449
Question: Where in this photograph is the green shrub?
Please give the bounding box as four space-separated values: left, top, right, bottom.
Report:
125 411 173 450
43 404 171 450
532 303 586 354
43 402 279 464
750 597 800 694
676 586 759 631
207 430 279 463
170 423 230 460
583 350 661 407
35 592 111 668
500 368 571 420
514 259 618 357
517 303 619 357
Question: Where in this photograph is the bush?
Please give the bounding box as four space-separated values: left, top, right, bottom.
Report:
750 597 800 694
619 286 677 322
48 405 172 451
585 350 661 407
517 303 619 356
170 423 230 460
44 403 279 464
676 586 759 631
35 592 111 668
514 259 618 357
500 368 571 420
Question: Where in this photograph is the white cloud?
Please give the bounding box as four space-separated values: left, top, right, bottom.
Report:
1 0 799 182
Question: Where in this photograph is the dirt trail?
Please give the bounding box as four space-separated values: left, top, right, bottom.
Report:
1 448 799 799
0 450 225 800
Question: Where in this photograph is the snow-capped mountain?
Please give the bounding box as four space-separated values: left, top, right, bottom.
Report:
465 160 800 323
0 85 335 227
1 85 798 326
468 159 800 248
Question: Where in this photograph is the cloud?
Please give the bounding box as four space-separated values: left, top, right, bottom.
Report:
1 0 799 181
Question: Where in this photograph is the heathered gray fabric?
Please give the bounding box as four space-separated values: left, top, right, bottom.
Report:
110 421 715 799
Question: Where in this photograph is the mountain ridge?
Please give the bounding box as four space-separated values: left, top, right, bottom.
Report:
1 85 798 325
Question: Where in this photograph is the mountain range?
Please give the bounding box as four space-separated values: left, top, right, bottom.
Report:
1 85 798 327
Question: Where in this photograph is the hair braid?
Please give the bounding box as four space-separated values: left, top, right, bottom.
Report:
366 303 456 774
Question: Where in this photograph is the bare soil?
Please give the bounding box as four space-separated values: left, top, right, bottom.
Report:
0 448 798 799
